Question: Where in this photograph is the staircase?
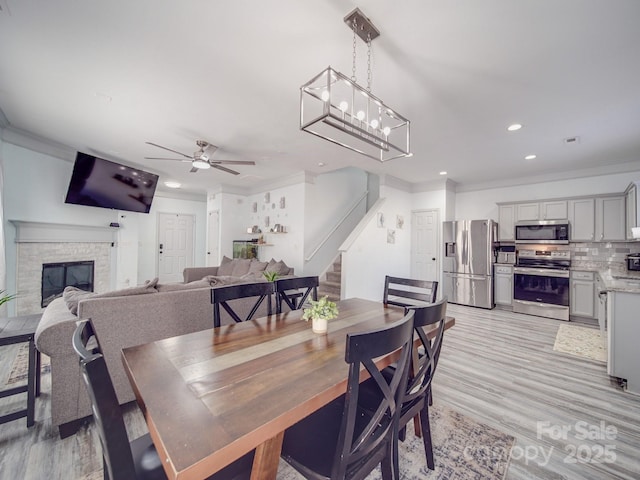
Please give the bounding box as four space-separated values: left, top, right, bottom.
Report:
317 254 342 302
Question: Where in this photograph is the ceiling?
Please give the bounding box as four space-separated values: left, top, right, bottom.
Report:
1 0 640 196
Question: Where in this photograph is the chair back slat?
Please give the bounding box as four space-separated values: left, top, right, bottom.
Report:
275 276 319 313
211 282 275 327
383 275 438 309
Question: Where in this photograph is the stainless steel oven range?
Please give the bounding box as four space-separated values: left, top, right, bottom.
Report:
513 249 571 321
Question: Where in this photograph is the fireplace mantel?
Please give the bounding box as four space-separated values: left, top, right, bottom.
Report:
9 221 116 243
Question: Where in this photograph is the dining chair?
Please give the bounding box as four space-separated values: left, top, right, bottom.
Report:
280 310 415 480
72 319 255 480
383 275 438 309
274 276 319 313
211 282 275 327
360 297 447 472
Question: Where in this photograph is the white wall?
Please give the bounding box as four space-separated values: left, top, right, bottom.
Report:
342 185 413 301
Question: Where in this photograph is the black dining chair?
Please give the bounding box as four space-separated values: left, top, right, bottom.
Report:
383 275 438 309
360 298 447 472
72 319 255 480
274 276 319 313
280 310 415 480
211 282 275 328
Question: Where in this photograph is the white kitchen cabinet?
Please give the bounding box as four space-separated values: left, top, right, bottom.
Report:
570 271 595 318
595 195 626 241
515 203 540 221
515 201 567 221
498 204 515 241
607 290 640 395
494 265 513 306
568 198 595 242
625 181 639 239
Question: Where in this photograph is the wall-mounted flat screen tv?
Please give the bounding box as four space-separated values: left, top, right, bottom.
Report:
65 152 159 214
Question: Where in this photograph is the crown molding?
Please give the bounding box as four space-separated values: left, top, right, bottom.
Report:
1 126 76 161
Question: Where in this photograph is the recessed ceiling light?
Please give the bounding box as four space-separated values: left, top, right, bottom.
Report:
507 124 522 132
318 162 325 167
439 171 447 175
524 154 537 160
164 181 181 189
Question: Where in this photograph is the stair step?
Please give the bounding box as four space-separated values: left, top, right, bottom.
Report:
326 271 341 283
319 281 341 295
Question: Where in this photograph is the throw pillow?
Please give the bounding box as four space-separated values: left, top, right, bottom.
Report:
248 259 268 273
271 260 291 276
217 259 236 276
231 258 252 277
63 286 98 315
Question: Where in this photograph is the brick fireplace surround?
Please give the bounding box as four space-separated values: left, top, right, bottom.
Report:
11 222 114 315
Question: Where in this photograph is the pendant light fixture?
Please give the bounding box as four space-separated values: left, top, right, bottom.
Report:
300 8 411 162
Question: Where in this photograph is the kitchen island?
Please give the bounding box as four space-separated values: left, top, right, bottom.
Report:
594 269 640 396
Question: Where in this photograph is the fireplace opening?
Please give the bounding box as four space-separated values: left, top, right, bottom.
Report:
41 260 95 308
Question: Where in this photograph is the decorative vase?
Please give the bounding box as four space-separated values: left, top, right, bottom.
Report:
312 317 328 334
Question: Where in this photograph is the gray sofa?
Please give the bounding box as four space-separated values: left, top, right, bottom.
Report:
183 256 294 283
35 257 293 438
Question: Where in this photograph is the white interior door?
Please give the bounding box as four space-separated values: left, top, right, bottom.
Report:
411 209 439 282
207 210 220 267
158 213 194 283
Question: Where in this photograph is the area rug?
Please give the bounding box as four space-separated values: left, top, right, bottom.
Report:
278 404 515 480
4 343 51 385
553 323 606 362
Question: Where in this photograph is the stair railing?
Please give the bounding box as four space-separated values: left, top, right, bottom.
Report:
304 190 368 262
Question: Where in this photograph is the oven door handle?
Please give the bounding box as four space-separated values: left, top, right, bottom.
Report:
513 267 569 278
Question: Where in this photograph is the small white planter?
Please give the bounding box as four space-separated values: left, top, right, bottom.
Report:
312 317 328 334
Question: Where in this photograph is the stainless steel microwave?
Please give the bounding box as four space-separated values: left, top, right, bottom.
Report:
515 220 570 244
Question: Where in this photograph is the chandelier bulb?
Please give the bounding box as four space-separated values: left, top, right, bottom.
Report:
339 101 349 112
356 110 365 121
370 119 379 129
383 126 391 136
321 90 330 102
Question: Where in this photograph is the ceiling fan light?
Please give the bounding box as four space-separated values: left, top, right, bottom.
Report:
192 159 210 169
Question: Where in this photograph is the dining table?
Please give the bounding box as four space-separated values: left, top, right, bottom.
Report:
121 297 455 480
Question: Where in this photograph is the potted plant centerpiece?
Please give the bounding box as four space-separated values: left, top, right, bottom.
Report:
301 295 339 334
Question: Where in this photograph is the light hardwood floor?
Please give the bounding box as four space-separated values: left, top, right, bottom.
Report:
1 304 639 479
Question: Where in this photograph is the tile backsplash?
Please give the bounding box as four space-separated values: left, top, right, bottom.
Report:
570 241 640 272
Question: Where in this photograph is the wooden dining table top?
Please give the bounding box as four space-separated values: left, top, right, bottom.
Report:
121 297 455 480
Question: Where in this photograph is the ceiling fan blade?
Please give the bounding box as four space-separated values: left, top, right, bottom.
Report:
211 164 240 175
210 160 256 166
189 166 199 173
144 157 191 162
145 142 192 159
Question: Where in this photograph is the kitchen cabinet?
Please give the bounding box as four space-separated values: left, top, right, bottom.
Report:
570 271 595 318
625 181 640 239
595 195 626 241
494 265 513 306
607 290 640 395
516 201 567 221
498 205 515 241
568 198 595 241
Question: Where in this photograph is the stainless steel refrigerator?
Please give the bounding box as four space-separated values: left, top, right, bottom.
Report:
443 219 496 309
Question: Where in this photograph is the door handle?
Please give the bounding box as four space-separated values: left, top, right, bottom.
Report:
432 257 436 261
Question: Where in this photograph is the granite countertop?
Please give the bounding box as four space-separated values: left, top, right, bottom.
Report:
570 263 640 293
596 269 640 293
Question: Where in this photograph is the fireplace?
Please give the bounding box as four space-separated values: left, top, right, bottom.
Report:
41 261 95 308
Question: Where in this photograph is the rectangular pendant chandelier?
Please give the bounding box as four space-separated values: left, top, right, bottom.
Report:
300 67 411 162
299 8 411 163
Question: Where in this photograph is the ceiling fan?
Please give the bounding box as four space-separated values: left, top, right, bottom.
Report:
145 140 255 175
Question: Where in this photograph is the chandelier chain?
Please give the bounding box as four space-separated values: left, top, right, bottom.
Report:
351 19 358 83
367 33 372 92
